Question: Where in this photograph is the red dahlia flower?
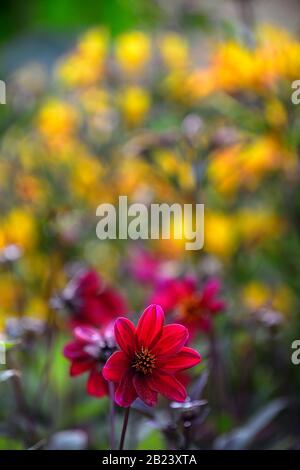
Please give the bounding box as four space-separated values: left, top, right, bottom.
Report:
63 325 116 397
150 276 225 333
60 269 128 328
102 304 201 407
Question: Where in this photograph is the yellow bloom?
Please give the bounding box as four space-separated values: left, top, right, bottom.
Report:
119 87 151 127
77 28 108 62
242 281 292 315
257 25 300 81
79 87 111 115
188 68 218 100
24 297 48 320
264 99 287 128
213 41 264 92
204 212 236 259
57 54 103 87
208 136 297 196
188 25 300 100
4 209 36 251
236 208 283 245
154 149 194 190
208 144 241 197
70 154 104 204
0 274 22 328
37 99 78 141
57 28 108 87
115 31 151 75
160 33 189 69
242 281 270 311
162 71 194 104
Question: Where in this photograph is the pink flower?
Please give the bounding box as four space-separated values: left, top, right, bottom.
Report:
63 325 116 398
150 277 225 333
103 304 201 407
126 248 166 284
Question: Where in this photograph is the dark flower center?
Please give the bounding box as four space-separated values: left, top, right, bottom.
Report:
132 347 156 375
179 294 203 320
84 341 117 363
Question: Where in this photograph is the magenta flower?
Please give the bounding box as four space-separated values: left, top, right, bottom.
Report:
150 277 225 333
126 247 166 284
60 269 128 328
63 325 116 398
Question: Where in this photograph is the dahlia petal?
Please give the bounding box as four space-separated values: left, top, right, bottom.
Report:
77 269 102 296
115 370 137 407
74 326 102 344
114 317 136 356
86 368 108 397
175 371 190 388
150 277 196 312
81 296 120 327
158 347 201 372
102 351 130 383
63 341 88 360
209 299 225 313
100 287 128 318
136 304 164 349
198 316 213 332
202 278 220 303
152 324 189 356
133 375 158 407
70 359 95 376
149 371 187 402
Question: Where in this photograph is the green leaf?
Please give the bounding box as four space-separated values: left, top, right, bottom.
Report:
137 430 165 450
0 436 24 450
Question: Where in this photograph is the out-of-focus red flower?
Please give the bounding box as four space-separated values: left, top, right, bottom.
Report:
150 276 225 333
60 269 128 328
63 325 116 398
103 304 201 407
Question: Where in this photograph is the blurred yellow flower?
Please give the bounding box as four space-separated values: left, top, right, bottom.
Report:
24 296 49 320
189 25 300 99
204 212 236 259
160 33 189 69
162 71 193 104
3 209 36 251
242 281 292 315
154 149 194 190
0 274 22 329
57 28 108 87
188 69 218 100
70 154 104 204
208 136 297 196
264 99 287 128
213 41 265 92
257 25 300 81
242 281 270 312
119 86 151 127
37 99 79 142
77 28 108 62
79 87 111 115
115 31 151 75
236 208 283 245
